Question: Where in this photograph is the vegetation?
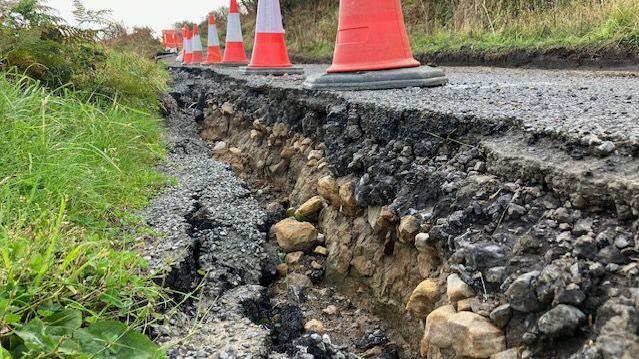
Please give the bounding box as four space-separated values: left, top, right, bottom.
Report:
1 0 169 357
405 0 639 54
229 0 639 59
0 0 163 95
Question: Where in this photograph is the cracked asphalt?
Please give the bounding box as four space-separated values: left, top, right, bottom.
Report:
214 65 639 148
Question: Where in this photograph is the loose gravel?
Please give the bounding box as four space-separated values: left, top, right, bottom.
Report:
140 88 372 359
139 94 272 358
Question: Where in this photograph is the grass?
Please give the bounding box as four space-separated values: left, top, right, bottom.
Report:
73 51 169 110
238 0 639 60
408 0 639 54
0 67 168 357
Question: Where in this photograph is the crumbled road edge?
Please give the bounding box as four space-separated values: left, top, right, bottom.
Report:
139 92 273 358
168 65 639 359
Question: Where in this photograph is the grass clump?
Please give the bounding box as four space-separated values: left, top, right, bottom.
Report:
0 70 167 357
0 0 165 105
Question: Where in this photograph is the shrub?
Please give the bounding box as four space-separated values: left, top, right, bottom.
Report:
1 0 168 105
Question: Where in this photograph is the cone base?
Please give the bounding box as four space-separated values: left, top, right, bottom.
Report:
219 61 250 67
239 66 304 76
304 66 448 91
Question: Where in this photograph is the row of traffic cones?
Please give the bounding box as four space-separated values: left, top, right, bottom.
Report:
180 0 298 73
175 0 447 90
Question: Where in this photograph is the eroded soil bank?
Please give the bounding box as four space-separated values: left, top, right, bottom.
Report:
151 65 639 359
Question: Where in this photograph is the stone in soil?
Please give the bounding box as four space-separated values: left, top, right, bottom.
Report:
273 217 319 253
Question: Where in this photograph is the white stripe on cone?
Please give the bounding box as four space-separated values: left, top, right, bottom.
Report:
226 13 243 42
184 37 192 53
208 25 220 46
192 34 203 52
256 0 285 33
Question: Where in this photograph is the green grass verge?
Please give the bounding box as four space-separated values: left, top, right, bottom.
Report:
409 0 639 55
0 66 169 357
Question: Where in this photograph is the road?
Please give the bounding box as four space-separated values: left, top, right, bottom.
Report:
216 65 639 152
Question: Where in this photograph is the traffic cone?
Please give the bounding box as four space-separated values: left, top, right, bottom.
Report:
182 26 193 65
162 30 179 53
221 0 249 66
304 0 447 90
203 13 223 65
241 0 303 75
191 23 204 64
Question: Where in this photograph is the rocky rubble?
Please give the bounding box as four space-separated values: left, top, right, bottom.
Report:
169 66 639 359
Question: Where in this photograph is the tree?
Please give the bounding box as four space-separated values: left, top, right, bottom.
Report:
0 0 62 29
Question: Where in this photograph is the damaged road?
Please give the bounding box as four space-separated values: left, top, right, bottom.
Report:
139 82 394 358
160 64 638 359
140 91 273 358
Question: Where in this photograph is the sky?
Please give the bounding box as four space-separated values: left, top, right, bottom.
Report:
47 0 227 35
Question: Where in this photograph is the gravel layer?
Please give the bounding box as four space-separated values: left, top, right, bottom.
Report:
139 94 272 358
140 88 371 359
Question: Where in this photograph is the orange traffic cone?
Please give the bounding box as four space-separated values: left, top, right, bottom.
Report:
191 23 204 64
304 0 447 90
221 0 249 66
204 13 223 65
162 29 180 53
182 26 193 65
241 0 303 75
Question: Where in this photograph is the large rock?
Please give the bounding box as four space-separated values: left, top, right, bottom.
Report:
338 178 360 217
398 215 420 244
318 176 341 206
373 206 398 234
286 251 304 264
415 233 437 255
304 319 326 334
506 271 541 312
273 218 318 253
421 306 507 358
421 305 457 356
406 279 441 319
447 274 475 303
295 196 325 219
490 348 520 359
447 312 507 358
538 304 585 337
220 102 234 115
490 304 512 329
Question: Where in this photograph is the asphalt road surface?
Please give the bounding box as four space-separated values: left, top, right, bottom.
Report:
215 65 638 150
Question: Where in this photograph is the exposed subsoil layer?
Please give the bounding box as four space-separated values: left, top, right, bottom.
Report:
157 63 639 359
